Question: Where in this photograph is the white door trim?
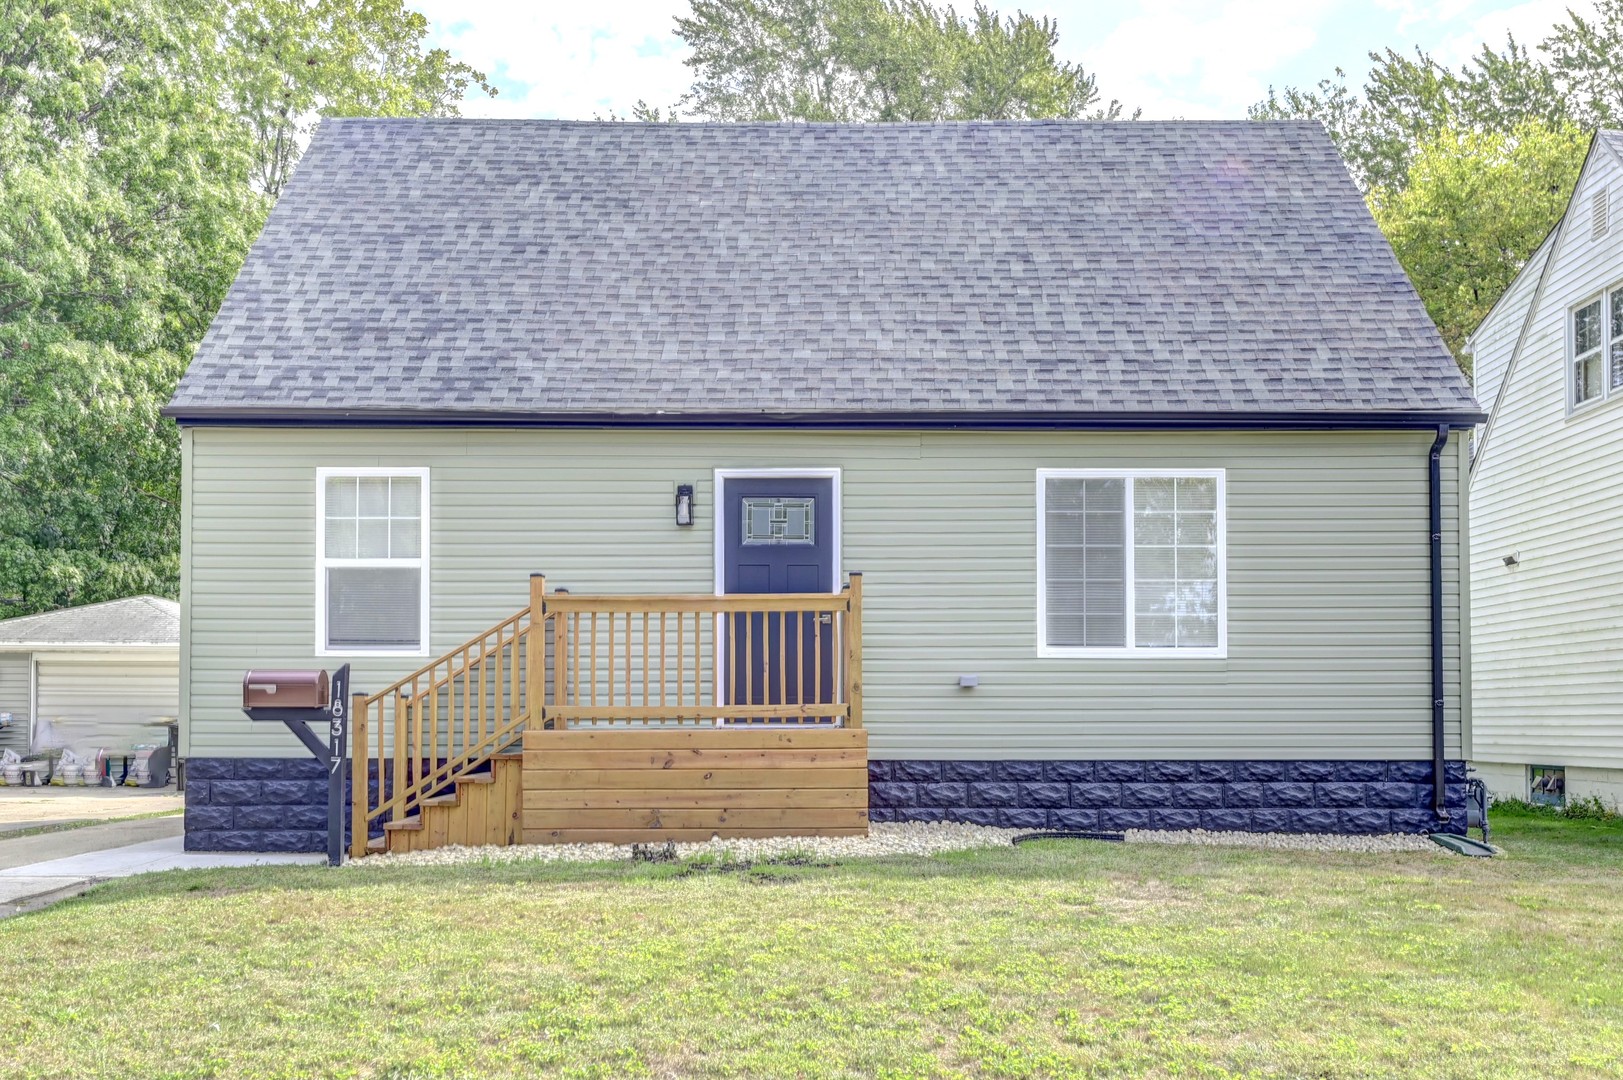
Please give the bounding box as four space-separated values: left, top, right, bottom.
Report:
711 468 844 716
711 467 843 596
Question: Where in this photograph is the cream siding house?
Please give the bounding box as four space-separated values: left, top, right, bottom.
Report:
1469 130 1623 810
167 119 1482 852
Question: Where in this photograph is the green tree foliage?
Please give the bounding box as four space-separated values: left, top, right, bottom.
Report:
1546 0 1623 129
0 1 490 616
1370 122 1587 371
229 0 493 196
672 0 1129 122
1249 37 1566 194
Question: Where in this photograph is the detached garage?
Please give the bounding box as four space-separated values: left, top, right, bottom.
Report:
0 596 179 758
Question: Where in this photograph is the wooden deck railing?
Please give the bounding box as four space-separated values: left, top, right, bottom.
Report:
348 573 862 856
533 573 862 729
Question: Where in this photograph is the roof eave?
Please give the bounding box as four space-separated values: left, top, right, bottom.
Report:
163 406 1487 430
0 641 179 651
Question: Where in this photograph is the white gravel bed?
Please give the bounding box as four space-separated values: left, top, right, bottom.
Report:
351 821 1448 867
1124 828 1440 853
352 821 1023 868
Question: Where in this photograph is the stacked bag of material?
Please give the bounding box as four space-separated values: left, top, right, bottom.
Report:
49 749 103 786
0 748 22 785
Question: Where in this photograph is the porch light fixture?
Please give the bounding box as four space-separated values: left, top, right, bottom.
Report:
1503 551 1520 567
675 484 695 527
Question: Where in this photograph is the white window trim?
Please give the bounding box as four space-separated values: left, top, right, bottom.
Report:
1036 468 1228 660
315 466 431 658
1567 284 1623 414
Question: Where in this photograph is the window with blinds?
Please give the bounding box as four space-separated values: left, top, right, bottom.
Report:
317 469 429 654
1038 470 1226 656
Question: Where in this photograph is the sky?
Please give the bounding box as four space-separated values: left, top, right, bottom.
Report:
409 0 1587 122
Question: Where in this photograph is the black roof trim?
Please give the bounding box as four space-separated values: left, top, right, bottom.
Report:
164 406 1486 430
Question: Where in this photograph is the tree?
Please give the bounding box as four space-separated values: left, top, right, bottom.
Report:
671 0 1129 122
228 0 493 196
1545 0 1623 129
0 0 491 616
1370 121 1587 373
1249 38 1566 194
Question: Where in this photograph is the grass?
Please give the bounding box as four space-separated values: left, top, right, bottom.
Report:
1 812 1621 1079
0 808 183 841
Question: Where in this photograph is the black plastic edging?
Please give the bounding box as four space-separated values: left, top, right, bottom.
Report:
1010 830 1126 845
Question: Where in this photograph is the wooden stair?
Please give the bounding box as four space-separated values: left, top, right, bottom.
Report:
379 754 523 854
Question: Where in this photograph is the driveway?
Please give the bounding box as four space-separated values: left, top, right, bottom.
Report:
0 785 185 831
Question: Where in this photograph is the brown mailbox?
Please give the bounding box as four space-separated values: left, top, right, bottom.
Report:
242 669 330 711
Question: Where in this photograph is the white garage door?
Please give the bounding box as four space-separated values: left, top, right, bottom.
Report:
35 653 179 753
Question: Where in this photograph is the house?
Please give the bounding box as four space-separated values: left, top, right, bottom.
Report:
165 119 1483 854
1467 130 1623 812
0 596 180 762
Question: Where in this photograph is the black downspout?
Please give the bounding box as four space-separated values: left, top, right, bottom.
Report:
1428 426 1450 820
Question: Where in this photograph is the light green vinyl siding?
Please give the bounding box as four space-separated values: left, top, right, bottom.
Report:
0 653 30 753
183 427 1465 760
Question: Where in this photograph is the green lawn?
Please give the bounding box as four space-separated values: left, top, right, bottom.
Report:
2 810 1621 1079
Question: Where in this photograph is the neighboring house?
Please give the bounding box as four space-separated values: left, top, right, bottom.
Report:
1468 130 1623 811
0 596 180 758
166 119 1482 854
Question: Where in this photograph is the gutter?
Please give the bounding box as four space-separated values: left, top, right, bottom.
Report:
1427 425 1449 819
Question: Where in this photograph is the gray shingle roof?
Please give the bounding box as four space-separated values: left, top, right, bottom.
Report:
0 596 179 648
169 119 1480 423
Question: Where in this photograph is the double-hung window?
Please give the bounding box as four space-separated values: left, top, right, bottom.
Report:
1571 285 1623 408
1037 469 1226 657
316 468 429 656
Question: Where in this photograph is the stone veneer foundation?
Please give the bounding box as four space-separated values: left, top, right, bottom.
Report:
866 759 1468 835
184 756 1469 851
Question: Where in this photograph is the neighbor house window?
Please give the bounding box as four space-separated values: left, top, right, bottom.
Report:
316 468 429 655
1037 470 1226 657
1570 286 1623 407
1574 298 1604 405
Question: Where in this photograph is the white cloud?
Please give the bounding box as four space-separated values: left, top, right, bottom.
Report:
414 2 693 120
1432 0 1578 65
1067 0 1335 119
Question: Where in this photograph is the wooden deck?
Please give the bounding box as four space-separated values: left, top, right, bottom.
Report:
520 728 869 844
352 575 868 856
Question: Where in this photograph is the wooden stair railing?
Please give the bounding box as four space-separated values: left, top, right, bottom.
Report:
349 584 548 857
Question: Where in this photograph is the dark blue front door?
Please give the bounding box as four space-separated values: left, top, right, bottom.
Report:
722 476 836 719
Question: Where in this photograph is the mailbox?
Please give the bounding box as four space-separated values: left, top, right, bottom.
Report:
240 664 352 867
243 669 330 713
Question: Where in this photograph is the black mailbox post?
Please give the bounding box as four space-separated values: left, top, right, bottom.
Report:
242 664 351 866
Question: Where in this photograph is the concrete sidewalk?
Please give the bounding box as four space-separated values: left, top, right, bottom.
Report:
0 830 323 917
0 814 184 870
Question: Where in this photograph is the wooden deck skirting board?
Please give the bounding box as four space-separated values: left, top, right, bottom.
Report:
521 728 869 844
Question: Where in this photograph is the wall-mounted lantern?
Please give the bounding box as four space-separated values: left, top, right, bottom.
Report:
675 483 695 527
